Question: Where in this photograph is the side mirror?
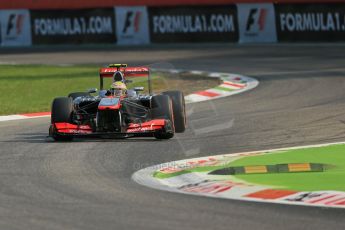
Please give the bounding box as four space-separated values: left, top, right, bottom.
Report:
125 79 133 84
134 87 144 91
99 90 108 97
87 88 98 94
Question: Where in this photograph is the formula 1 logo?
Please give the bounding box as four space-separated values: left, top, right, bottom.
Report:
245 8 268 35
0 10 32 46
115 7 149 45
122 11 142 35
5 13 25 39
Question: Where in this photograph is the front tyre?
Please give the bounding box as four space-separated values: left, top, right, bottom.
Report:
154 119 174 140
162 91 186 133
50 97 74 141
151 95 174 139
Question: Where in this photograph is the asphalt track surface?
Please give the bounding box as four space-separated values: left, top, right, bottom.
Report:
1 44 345 230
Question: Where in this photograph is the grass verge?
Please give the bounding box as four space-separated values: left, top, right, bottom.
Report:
153 144 345 192
228 144 345 192
0 64 219 115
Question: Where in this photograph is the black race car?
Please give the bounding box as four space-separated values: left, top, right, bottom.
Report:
49 64 186 141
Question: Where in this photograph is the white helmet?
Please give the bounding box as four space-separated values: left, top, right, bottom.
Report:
111 81 127 96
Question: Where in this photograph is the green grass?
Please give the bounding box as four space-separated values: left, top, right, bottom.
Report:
0 65 172 115
153 144 345 192
153 165 223 179
0 65 99 115
228 144 345 191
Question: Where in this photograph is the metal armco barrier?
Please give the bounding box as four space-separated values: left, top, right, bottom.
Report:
0 2 345 46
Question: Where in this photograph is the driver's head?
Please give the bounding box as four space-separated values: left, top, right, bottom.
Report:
113 71 124 82
110 81 127 96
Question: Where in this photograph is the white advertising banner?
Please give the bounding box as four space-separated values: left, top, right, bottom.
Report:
0 9 32 46
237 4 277 43
115 6 150 45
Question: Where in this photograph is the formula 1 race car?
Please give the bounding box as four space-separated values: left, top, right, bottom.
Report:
49 64 186 141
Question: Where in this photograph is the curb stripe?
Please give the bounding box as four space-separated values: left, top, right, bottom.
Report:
132 142 345 209
309 195 338 204
195 91 221 97
21 112 51 117
214 86 235 92
245 189 297 199
205 88 228 95
220 84 242 90
184 94 211 103
223 81 246 88
0 115 29 122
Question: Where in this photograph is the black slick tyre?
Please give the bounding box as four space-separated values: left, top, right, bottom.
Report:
51 97 74 141
162 91 186 133
151 95 174 139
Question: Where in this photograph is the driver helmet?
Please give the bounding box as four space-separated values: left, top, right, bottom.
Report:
111 81 127 96
113 71 124 82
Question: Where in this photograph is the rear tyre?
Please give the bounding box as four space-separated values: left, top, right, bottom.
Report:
51 97 74 141
151 95 174 139
68 92 90 100
162 91 186 133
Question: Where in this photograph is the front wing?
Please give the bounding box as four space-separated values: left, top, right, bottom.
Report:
50 119 173 138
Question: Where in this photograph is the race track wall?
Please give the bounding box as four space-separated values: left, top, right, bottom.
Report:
1 1 344 10
0 1 344 46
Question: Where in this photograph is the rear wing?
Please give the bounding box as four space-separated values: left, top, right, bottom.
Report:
99 66 151 94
